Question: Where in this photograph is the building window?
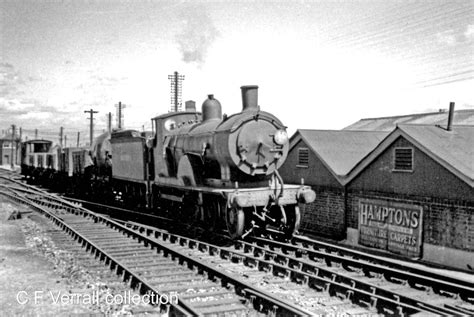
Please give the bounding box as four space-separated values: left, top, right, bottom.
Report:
393 147 413 172
297 147 309 167
3 142 11 148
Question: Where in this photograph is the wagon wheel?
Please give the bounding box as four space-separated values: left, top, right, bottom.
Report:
226 206 245 239
282 205 301 239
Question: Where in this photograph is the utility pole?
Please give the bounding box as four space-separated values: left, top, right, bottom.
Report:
168 71 185 112
84 108 98 145
59 127 64 147
77 132 80 147
10 124 15 169
35 129 38 139
108 112 112 133
115 102 126 129
64 135 67 147
17 127 22 165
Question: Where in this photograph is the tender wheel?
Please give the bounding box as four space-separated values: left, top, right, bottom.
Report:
282 205 301 239
226 206 245 239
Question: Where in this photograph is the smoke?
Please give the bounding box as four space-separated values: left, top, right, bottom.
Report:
176 5 219 65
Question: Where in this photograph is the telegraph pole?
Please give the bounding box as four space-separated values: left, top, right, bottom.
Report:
59 127 64 147
108 112 112 132
35 129 38 139
17 127 22 165
84 108 98 145
115 102 126 129
168 71 185 112
10 124 15 169
77 132 80 147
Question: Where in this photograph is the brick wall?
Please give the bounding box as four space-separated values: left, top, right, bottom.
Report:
300 186 346 239
347 190 474 252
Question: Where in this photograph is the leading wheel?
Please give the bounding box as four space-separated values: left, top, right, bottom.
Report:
282 205 301 239
226 206 245 239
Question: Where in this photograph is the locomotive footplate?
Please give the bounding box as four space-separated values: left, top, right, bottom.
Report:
153 182 315 207
225 184 315 208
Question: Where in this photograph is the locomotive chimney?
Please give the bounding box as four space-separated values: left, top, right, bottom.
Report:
447 102 455 131
202 94 222 121
241 85 259 111
185 100 196 112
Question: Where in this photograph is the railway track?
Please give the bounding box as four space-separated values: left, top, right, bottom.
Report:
246 235 474 315
39 193 474 314
121 220 473 315
2 169 473 315
0 175 313 316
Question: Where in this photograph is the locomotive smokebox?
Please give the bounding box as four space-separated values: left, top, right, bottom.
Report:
202 94 222 121
241 85 259 111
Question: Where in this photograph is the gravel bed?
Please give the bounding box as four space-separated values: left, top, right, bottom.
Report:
4 197 161 316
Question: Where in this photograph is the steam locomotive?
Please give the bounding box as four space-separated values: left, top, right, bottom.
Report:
21 85 315 239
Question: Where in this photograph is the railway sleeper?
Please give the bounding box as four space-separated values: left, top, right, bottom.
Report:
292 272 309 285
74 229 119 235
118 253 172 261
131 264 186 274
151 276 207 286
94 242 143 249
310 280 331 293
185 296 245 308
192 302 248 316
357 295 378 310
100 245 149 252
158 282 216 293
105 249 157 256
384 273 407 285
97 243 144 250
437 288 460 299
146 271 196 281
122 259 173 267
198 255 230 265
179 289 236 300
243 257 259 269
406 280 434 293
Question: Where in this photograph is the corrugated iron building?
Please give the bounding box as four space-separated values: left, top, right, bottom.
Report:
280 124 474 270
279 129 389 238
345 124 473 269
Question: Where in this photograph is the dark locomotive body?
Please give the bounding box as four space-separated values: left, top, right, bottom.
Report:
109 85 315 238
20 85 315 239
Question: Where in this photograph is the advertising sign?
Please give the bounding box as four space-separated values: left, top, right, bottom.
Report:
358 199 423 258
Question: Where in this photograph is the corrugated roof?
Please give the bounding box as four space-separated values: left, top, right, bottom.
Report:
399 124 474 184
344 109 474 131
293 129 389 181
345 124 474 187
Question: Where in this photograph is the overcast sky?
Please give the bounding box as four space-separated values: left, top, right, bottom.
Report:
1 0 473 143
